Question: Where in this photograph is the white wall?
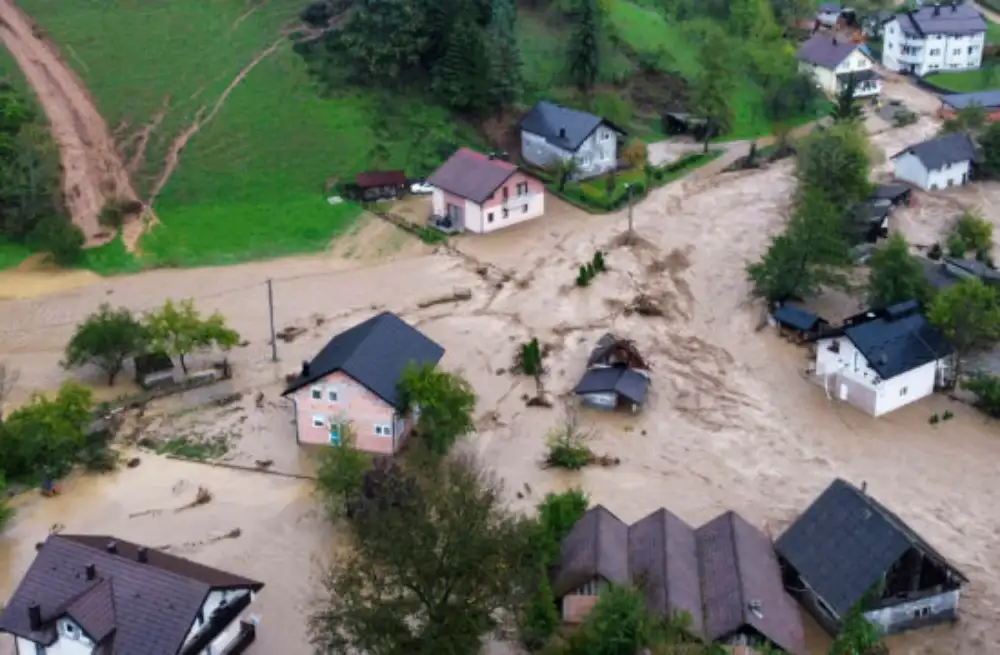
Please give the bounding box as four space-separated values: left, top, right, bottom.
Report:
431 188 444 216
182 588 253 655
893 153 970 191
864 589 961 633
520 125 617 180
15 634 92 655
815 337 942 416
801 49 879 97
464 199 483 233
882 18 985 75
800 61 837 95
477 193 545 234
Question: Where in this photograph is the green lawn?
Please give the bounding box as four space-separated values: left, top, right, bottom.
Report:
15 0 479 271
925 66 1000 92
606 1 702 77
987 18 1000 46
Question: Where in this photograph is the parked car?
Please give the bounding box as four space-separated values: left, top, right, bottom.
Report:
410 180 434 195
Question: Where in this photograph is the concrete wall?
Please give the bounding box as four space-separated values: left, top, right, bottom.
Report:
520 125 619 180
883 18 985 75
291 370 404 454
476 172 546 234
864 589 960 635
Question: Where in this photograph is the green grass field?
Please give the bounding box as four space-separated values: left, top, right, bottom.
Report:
13 0 478 270
925 66 1000 92
987 18 1000 45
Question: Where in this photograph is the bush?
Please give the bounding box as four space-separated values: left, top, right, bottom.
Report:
893 109 918 127
314 426 371 518
576 264 593 287
519 338 543 376
593 250 606 272
544 412 592 470
965 373 1000 418
928 242 943 260
300 0 334 25
29 216 84 266
947 232 967 258
537 489 589 545
98 198 143 229
621 139 648 169
416 227 447 244
954 210 993 258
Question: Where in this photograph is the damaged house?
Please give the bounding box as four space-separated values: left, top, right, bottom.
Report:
551 505 806 654
776 478 968 636
573 334 651 413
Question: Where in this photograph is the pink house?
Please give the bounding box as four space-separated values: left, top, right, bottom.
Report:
427 148 545 234
281 312 444 454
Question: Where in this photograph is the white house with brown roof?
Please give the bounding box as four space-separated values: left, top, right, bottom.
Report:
426 148 545 234
796 34 881 98
0 534 263 655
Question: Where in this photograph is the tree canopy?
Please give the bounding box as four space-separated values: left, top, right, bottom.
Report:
830 75 863 123
63 304 148 385
979 120 1000 179
866 234 931 308
795 123 872 207
927 278 1000 377
144 299 240 373
397 363 476 455
567 0 601 92
688 24 735 150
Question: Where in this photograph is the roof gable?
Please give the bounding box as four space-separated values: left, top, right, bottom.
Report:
282 311 445 406
776 479 967 616
795 34 860 69
840 302 951 380
517 101 623 152
0 535 263 655
892 132 977 170
551 505 630 597
426 148 518 204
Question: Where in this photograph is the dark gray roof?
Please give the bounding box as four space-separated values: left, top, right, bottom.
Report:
282 311 445 406
776 479 968 616
869 184 912 202
426 148 517 204
0 534 263 654
517 101 624 152
897 3 987 37
918 257 959 291
773 305 825 332
892 132 977 170
941 90 1000 110
944 257 1000 281
574 366 650 405
841 301 952 380
698 512 806 655
551 505 630 598
796 34 863 69
817 2 841 13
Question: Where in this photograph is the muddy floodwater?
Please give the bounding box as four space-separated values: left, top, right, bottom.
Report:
2 82 1000 654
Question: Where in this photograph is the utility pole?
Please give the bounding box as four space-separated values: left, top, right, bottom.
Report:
625 183 634 244
267 279 278 362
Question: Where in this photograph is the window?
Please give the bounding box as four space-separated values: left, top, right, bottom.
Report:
310 386 322 400
374 424 392 437
522 204 528 213
930 48 941 56
516 182 528 196
900 386 908 396
582 154 592 167
953 49 961 56
61 621 78 639
312 415 325 428
326 387 339 402
502 186 509 200
487 212 494 223
35 645 46 655
970 46 979 54
601 130 610 142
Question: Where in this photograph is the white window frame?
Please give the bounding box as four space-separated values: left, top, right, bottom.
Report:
326 387 339 402
373 423 392 437
310 386 322 400
600 130 610 142
312 415 325 428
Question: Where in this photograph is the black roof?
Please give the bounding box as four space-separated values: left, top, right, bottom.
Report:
832 301 952 380
892 132 977 170
796 34 864 69
897 3 987 37
869 184 912 202
573 366 649 405
0 534 263 654
282 311 445 406
772 305 825 332
776 479 968 616
517 100 625 152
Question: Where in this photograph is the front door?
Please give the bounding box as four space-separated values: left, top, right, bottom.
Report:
329 423 341 446
446 203 463 228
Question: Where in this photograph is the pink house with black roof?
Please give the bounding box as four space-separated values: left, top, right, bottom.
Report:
427 147 545 234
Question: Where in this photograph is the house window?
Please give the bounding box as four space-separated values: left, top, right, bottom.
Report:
900 386 908 396
374 424 392 437
930 48 941 56
312 415 325 428
310 386 322 400
487 212 494 223
516 182 528 196
521 204 528 213
503 208 509 218
35 645 46 655
582 154 592 167
327 387 339 402
61 621 78 639
969 46 979 54
953 49 961 56
502 186 509 200
601 130 610 141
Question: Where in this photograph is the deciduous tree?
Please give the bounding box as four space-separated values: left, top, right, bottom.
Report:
567 0 601 93
63 304 148 385
795 123 872 207
309 454 536 655
953 210 993 259
314 425 371 519
941 103 988 136
0 382 92 482
928 278 1000 380
144 299 240 373
979 120 1000 179
866 234 931 308
689 25 735 151
335 0 429 86
397 363 476 454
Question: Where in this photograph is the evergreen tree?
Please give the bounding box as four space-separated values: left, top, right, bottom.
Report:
433 17 494 114
567 0 600 93
796 123 872 208
830 74 863 123
689 24 734 151
489 0 523 108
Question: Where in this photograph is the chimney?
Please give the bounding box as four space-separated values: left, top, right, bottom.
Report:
34 542 44 551
105 540 117 554
301 360 310 377
137 547 149 563
933 3 941 16
85 564 96 580
27 604 41 631
832 36 838 45
558 127 567 139
861 480 868 494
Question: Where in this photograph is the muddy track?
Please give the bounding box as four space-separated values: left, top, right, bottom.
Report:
0 0 142 246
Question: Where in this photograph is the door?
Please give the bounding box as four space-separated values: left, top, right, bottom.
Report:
839 384 849 401
329 423 341 446
962 172 968 184
446 203 462 228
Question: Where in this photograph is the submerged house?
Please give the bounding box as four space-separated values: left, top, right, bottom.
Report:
891 132 977 191
811 300 952 416
573 334 651 413
552 506 806 654
0 534 264 655
282 311 444 453
777 478 968 636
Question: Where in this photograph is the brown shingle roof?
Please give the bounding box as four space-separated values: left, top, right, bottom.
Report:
551 505 630 597
426 148 518 204
0 534 263 654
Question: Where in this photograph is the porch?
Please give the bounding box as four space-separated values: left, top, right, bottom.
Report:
838 69 882 98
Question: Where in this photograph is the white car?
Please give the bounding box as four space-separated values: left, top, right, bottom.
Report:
409 181 434 195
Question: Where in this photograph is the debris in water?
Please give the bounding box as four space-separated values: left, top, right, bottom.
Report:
526 395 553 408
214 392 243 407
126 457 141 468
255 391 265 409
627 294 665 318
276 325 307 343
255 459 274 470
175 486 212 512
416 287 473 308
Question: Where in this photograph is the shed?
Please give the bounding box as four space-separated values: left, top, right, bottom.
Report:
772 305 828 340
354 170 408 201
661 112 713 140
574 366 649 413
870 184 913 207
134 352 175 390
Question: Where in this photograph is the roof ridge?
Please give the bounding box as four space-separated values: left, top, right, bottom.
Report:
725 511 749 624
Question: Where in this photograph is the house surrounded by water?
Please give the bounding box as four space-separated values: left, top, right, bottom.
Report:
0 534 263 655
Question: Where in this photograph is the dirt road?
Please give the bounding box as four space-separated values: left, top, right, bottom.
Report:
0 0 140 245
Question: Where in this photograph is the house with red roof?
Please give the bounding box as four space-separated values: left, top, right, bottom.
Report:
426 148 545 234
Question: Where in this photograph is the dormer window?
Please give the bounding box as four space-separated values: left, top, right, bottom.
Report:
60 619 79 639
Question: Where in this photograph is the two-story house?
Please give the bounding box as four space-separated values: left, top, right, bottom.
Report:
426 148 545 234
0 534 263 655
811 300 953 417
282 311 445 454
517 100 626 180
882 2 987 76
891 132 977 191
796 34 882 98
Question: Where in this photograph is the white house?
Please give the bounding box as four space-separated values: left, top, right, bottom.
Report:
517 100 626 180
891 132 977 191
882 2 987 76
812 300 952 417
426 147 545 234
796 34 882 98
0 534 263 655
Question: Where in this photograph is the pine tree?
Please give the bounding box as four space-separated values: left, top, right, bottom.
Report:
489 0 523 107
433 17 493 114
567 0 600 93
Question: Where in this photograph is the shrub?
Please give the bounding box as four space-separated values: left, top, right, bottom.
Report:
416 227 447 244
893 109 918 127
593 250 606 272
943 409 955 421
964 373 1000 418
576 265 592 287
519 338 543 376
621 139 648 169
947 232 967 258
928 242 943 260
544 410 592 470
519 564 560 651
397 364 476 455
98 198 142 229
537 489 589 545
314 426 371 518
955 210 993 257
29 216 84 266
